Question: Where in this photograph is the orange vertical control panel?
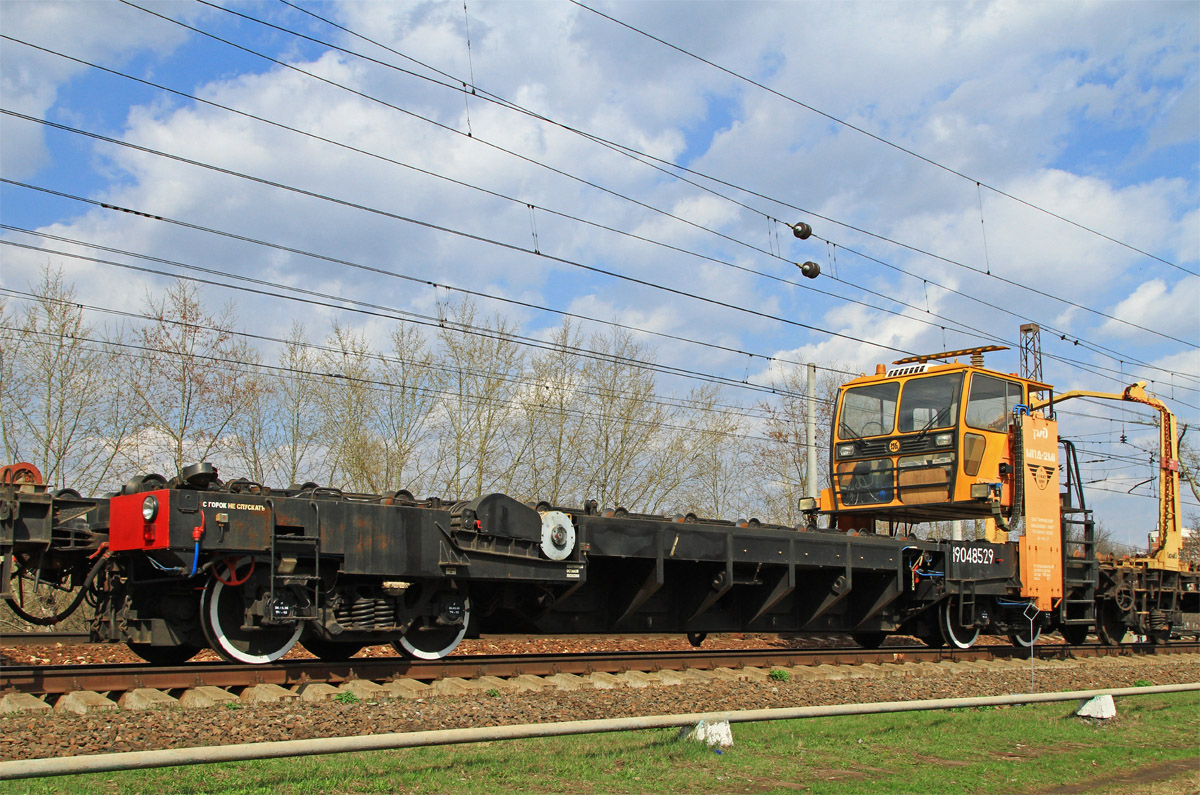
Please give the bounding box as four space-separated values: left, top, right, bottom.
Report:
1018 414 1062 610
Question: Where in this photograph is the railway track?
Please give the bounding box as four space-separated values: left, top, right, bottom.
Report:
5 642 1196 700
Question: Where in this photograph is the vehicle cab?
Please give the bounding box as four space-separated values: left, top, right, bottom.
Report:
819 346 1051 531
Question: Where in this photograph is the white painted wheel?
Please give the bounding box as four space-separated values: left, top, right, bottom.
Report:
201 574 301 664
940 601 979 649
393 597 471 660
1009 623 1042 648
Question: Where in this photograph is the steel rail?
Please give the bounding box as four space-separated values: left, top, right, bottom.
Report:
3 642 1196 697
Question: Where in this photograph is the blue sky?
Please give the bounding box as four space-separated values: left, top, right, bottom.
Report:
1 0 1197 545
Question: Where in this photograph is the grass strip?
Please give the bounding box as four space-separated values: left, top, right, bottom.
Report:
2 691 1196 794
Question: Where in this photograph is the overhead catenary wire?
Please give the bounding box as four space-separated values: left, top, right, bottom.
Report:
1 196 866 393
112 0 794 270
568 0 1194 278
5 166 1194 409
5 35 1151 390
0 221 849 402
142 6 1200 370
0 201 857 386
33 4 1196 375
825 244 1200 382
4 42 1195 401
224 1 1199 362
0 323 829 454
0 119 925 364
2 33 1194 390
0 237 845 411
0 281 808 425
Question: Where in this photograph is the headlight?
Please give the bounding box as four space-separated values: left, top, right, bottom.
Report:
141 495 159 522
837 444 856 457
934 433 953 447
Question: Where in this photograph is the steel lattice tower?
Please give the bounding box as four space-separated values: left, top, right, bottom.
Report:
1019 323 1042 382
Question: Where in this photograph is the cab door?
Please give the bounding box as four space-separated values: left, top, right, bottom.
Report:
959 373 1025 504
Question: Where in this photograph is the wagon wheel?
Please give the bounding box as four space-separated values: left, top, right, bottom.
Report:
1058 625 1089 645
940 600 979 649
4 553 94 627
852 631 887 649
199 562 301 664
126 642 201 665
1096 603 1128 645
300 635 364 661
391 596 471 661
1008 622 1041 648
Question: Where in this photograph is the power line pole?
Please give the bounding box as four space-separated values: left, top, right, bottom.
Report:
1020 323 1042 382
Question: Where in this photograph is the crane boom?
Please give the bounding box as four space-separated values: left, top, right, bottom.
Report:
1031 382 1182 570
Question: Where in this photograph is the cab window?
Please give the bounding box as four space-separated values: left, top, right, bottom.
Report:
966 374 1024 432
897 373 962 433
839 382 899 439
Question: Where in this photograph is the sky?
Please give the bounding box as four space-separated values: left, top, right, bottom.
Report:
1 0 1197 546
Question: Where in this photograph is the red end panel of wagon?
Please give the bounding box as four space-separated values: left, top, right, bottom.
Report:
109 490 171 551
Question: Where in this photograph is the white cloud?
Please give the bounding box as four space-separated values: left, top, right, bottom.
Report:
1101 276 1200 342
0 0 204 177
1 0 1194 422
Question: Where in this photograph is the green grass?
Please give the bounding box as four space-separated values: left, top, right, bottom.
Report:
3 692 1196 795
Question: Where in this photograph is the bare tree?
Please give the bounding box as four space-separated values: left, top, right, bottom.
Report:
1182 516 1199 568
271 324 327 486
125 280 256 476
673 385 751 520
0 266 130 492
225 366 272 486
747 364 841 526
430 300 524 498
374 323 438 493
570 329 676 511
507 320 587 504
314 322 383 492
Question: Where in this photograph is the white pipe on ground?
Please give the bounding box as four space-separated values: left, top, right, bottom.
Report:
3 683 1196 780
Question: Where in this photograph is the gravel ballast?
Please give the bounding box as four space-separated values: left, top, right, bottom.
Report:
1 640 1194 763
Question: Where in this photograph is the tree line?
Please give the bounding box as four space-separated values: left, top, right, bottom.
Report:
0 268 839 525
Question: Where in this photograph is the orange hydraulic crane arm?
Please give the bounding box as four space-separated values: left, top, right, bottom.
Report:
1030 382 1183 571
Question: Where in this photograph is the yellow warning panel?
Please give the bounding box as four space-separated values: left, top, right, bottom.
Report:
1019 414 1062 610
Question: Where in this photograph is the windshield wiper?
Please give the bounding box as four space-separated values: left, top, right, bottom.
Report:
914 409 949 441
